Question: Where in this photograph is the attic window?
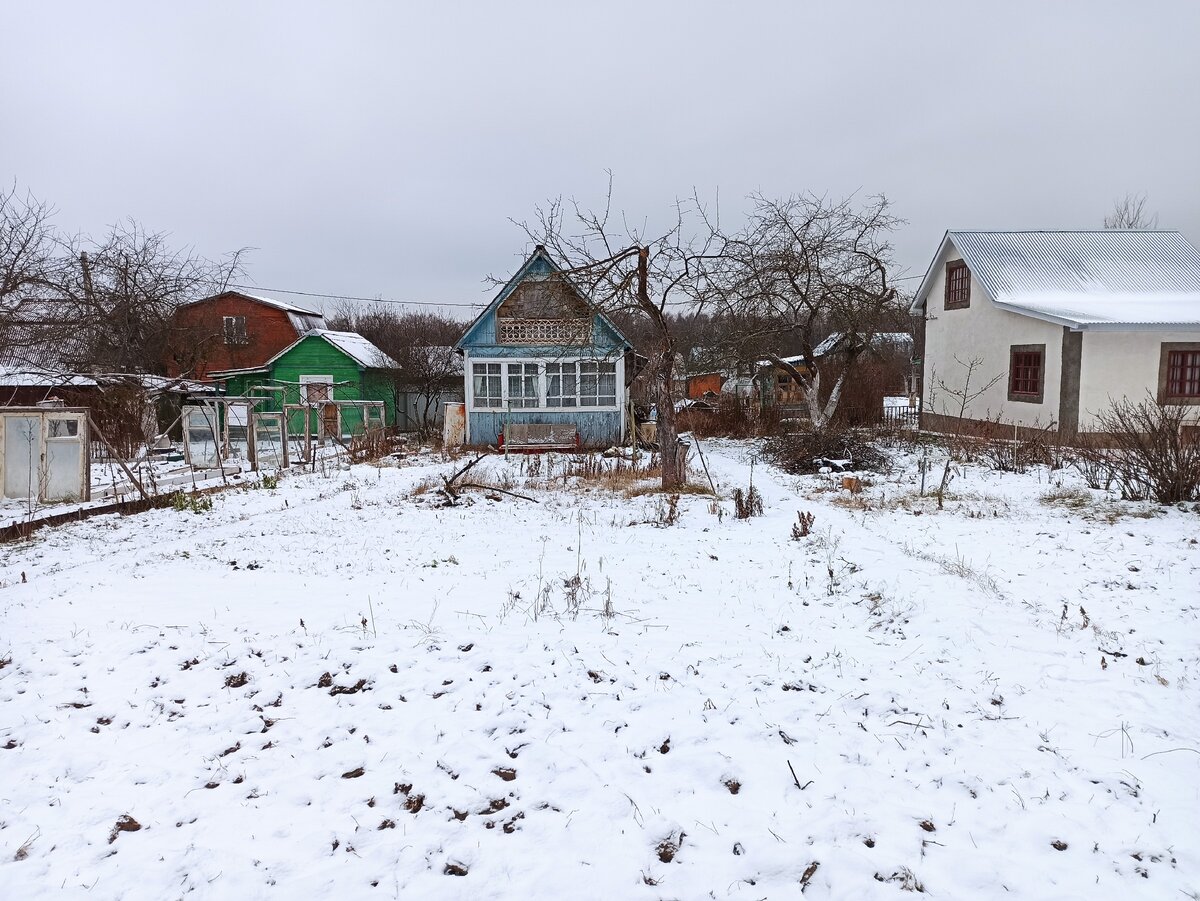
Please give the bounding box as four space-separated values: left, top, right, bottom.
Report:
223 315 248 345
944 261 971 309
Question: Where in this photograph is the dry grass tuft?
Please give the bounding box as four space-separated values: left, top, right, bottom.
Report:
1040 486 1093 509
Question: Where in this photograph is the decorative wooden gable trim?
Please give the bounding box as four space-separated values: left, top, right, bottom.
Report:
496 277 591 345
456 246 631 352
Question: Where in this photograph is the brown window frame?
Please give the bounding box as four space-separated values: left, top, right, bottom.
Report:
1158 342 1200 405
944 260 971 310
1007 344 1045 404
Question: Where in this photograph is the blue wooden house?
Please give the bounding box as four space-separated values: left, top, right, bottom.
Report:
455 246 636 448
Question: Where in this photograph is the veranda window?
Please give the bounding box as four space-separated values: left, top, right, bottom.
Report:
546 362 578 407
507 362 540 408
472 362 502 408
579 360 617 407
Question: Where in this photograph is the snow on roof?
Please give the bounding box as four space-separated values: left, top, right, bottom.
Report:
765 332 913 367
212 330 399 379
912 230 1200 329
811 331 913 357
0 366 97 388
311 330 399 369
184 290 324 317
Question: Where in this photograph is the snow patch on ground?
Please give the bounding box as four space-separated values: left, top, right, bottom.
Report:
0 443 1197 899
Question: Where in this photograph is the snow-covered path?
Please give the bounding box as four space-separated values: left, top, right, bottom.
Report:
1 444 1197 899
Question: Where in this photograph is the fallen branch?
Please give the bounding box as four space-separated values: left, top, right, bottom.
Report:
458 483 539 503
441 452 488 501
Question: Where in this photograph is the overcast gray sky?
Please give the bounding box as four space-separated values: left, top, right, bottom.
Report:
4 1 1198 317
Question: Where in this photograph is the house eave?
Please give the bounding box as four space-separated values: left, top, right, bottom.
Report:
990 300 1200 332
208 366 270 380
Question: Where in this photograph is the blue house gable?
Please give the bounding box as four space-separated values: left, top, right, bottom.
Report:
455 246 633 448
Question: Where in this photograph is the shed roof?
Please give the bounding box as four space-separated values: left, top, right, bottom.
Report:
811 331 913 357
911 230 1200 330
313 330 399 368
209 329 398 379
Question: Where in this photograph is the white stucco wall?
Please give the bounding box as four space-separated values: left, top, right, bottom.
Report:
922 245 1064 428
1077 330 1200 429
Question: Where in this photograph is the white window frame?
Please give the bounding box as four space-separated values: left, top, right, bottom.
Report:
471 362 503 409
464 356 623 413
506 362 541 409
299 374 333 404
223 315 248 345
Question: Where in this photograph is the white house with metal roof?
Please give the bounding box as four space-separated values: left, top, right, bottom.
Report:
910 230 1200 436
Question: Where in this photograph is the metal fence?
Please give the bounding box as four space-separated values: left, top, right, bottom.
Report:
882 404 919 429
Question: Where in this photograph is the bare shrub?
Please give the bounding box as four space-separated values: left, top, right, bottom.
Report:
791 510 815 540
980 421 1061 474
733 485 763 518
1067 436 1114 490
763 425 886 474
346 427 391 464
1092 397 1200 503
676 398 756 438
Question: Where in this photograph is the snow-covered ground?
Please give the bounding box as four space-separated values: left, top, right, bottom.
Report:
0 442 1197 900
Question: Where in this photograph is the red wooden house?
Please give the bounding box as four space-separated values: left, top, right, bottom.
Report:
167 291 326 382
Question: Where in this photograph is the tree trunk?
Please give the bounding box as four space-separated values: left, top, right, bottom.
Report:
655 344 682 490
635 246 683 491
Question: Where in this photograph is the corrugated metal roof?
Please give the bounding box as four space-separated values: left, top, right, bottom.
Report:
912 230 1200 329
952 231 1200 296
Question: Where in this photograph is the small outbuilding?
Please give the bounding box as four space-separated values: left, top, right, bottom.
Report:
0 407 90 505
207 330 398 461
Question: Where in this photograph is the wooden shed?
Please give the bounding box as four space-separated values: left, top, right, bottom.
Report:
209 330 398 447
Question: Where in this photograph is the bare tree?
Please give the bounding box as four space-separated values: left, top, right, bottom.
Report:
0 185 67 365
514 183 726 489
0 185 58 306
1104 192 1159 229
56 220 244 375
714 193 903 429
330 306 465 436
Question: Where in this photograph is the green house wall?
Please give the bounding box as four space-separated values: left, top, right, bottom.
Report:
218 335 395 436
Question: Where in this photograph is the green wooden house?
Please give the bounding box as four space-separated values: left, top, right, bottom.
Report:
209 330 398 442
